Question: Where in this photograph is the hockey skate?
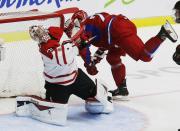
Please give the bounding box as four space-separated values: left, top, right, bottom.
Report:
109 79 129 101
157 20 178 43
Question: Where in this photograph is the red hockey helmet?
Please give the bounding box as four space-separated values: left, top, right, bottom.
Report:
64 10 88 42
71 10 88 23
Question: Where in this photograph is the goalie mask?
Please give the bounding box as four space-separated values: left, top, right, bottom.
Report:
29 25 51 43
173 1 180 23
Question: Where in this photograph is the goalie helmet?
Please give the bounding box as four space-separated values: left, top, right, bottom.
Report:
173 1 180 23
29 25 50 43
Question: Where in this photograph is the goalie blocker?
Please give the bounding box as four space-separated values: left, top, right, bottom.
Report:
15 79 114 126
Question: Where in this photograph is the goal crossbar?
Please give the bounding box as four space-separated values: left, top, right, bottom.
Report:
0 7 79 24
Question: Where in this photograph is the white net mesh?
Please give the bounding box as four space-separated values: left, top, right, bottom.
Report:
0 12 63 97
0 41 44 97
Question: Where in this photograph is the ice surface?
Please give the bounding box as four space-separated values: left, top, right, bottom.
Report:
0 104 146 131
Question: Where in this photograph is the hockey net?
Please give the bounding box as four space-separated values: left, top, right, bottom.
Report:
0 8 78 97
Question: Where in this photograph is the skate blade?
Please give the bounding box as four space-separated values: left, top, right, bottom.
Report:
164 20 178 42
112 95 129 101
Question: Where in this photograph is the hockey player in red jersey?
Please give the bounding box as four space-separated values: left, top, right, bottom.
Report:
64 10 178 100
173 1 180 65
15 25 113 126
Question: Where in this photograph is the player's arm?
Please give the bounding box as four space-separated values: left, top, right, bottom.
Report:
78 46 91 63
48 26 64 42
84 47 106 75
78 46 98 75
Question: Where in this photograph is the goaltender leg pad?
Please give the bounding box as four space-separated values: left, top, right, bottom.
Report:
16 96 68 126
85 96 114 114
89 79 114 113
85 101 104 114
30 96 68 126
95 79 110 104
16 96 31 117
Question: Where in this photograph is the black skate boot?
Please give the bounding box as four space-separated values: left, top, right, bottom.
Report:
109 79 129 101
157 20 178 43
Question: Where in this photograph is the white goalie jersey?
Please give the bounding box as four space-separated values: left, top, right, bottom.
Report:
39 33 79 86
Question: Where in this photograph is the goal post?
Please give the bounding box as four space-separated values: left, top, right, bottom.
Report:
0 8 79 97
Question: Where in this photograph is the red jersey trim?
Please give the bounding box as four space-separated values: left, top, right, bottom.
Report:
44 70 77 79
61 45 67 64
53 72 78 85
54 49 60 65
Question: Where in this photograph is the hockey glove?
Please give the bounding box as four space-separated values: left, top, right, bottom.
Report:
91 48 106 65
173 44 180 65
84 63 98 75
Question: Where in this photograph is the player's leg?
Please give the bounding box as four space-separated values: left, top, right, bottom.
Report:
72 68 97 99
72 68 114 114
111 16 177 62
16 96 68 126
106 48 129 100
119 34 164 62
44 81 71 103
140 21 178 61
